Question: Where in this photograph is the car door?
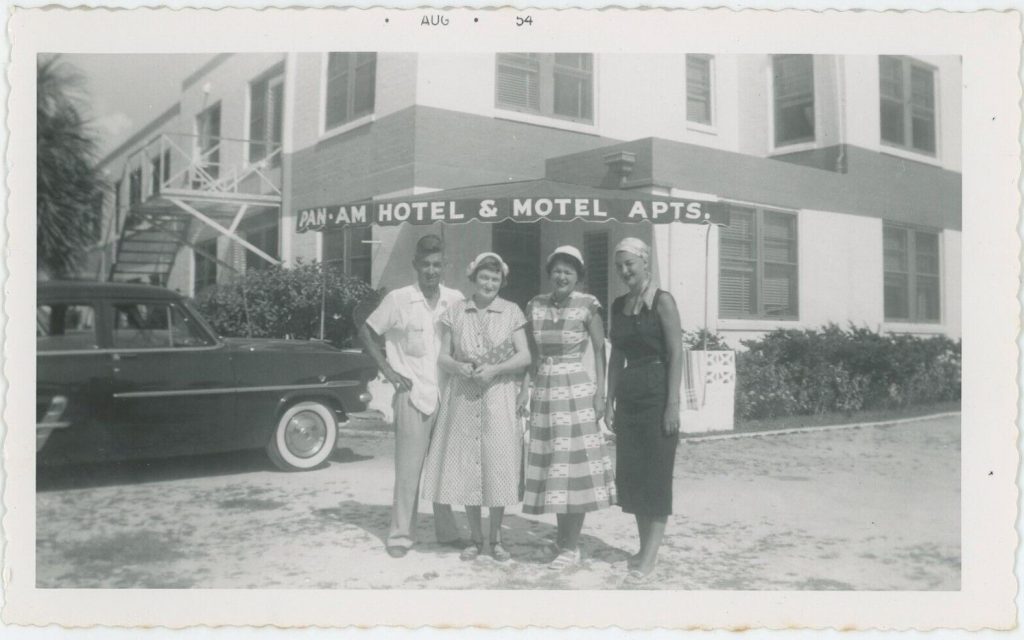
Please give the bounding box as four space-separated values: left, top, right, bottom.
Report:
108 298 236 459
36 299 115 463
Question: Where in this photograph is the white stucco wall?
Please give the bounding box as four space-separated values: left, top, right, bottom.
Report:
416 53 746 153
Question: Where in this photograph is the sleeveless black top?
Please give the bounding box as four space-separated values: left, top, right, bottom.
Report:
609 289 666 366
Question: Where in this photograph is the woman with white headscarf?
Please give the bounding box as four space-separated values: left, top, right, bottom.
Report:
421 252 531 562
606 237 683 585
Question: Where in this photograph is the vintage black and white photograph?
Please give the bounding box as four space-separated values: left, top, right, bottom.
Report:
4 6 1019 631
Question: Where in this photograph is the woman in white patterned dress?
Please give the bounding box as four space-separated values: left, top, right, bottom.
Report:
421 253 531 562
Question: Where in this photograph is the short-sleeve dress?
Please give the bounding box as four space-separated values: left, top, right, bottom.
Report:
609 289 679 516
522 292 617 514
421 297 527 507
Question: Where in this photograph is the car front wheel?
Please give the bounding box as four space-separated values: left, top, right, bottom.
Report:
266 401 338 471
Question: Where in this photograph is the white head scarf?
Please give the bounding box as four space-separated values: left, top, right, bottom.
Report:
466 252 510 279
614 237 651 264
615 237 655 313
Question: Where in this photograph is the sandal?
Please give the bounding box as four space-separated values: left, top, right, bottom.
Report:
460 542 483 561
623 564 657 586
548 547 581 571
490 542 512 562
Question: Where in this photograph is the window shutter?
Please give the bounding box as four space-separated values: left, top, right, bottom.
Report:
719 207 757 317
496 53 541 111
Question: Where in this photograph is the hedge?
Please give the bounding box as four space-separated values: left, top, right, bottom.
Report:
732 324 961 421
194 261 380 349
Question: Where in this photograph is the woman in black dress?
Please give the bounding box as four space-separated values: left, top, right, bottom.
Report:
606 237 683 585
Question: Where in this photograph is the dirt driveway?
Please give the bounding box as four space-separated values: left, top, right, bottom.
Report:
36 415 960 590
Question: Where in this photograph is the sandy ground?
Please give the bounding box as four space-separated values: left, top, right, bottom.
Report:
36 415 960 590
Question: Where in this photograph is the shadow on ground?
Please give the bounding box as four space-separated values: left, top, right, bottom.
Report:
37 446 375 491
313 499 632 565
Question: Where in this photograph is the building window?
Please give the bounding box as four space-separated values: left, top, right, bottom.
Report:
323 226 372 283
150 149 171 196
195 102 221 182
883 225 941 322
495 53 594 123
583 230 610 324
772 54 815 147
491 219 541 310
114 178 123 219
249 68 284 164
879 56 937 155
128 168 142 206
719 205 799 319
324 52 376 131
686 54 713 125
243 222 279 272
193 238 218 294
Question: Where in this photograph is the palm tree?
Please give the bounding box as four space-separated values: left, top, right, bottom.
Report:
37 55 103 278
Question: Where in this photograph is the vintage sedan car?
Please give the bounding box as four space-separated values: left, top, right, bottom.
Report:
37 280 377 471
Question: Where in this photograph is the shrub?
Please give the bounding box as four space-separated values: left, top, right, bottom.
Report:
682 328 732 351
735 324 960 421
194 261 379 349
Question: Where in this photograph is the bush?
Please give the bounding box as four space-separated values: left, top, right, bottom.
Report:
194 261 379 349
734 324 961 421
682 328 732 351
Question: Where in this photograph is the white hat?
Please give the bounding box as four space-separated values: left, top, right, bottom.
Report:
546 245 585 270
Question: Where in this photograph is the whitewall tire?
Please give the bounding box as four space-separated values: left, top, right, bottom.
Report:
266 400 338 471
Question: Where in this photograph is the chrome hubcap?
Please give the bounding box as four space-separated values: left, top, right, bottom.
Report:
284 411 328 458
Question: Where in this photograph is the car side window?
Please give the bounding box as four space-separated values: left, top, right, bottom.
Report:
113 302 171 349
113 302 214 349
37 303 98 351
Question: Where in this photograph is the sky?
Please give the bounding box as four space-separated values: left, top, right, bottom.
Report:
60 53 215 160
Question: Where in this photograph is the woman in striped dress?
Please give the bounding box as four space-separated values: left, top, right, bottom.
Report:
517 246 616 570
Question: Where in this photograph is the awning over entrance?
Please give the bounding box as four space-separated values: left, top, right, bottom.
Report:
296 179 729 233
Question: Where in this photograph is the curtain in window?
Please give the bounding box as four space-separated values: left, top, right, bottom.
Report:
879 56 937 155
773 55 815 146
686 55 712 125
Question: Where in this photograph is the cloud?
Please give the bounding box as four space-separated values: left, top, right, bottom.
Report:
91 112 134 156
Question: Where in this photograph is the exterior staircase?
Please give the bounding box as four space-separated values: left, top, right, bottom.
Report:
108 132 283 286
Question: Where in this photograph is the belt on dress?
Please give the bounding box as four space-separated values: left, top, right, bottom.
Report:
539 355 583 364
625 355 663 369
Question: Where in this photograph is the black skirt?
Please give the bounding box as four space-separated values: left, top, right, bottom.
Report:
614 361 679 516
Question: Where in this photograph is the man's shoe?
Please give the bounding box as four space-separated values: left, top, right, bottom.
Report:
386 546 409 558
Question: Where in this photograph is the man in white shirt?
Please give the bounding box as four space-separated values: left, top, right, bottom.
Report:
359 234 465 557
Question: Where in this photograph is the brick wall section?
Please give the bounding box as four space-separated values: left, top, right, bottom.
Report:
289 107 417 213
412 106 620 188
546 139 962 231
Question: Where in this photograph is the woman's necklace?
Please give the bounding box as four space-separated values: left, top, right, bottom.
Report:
550 290 571 309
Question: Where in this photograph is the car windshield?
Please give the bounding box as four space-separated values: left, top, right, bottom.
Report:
181 298 222 340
